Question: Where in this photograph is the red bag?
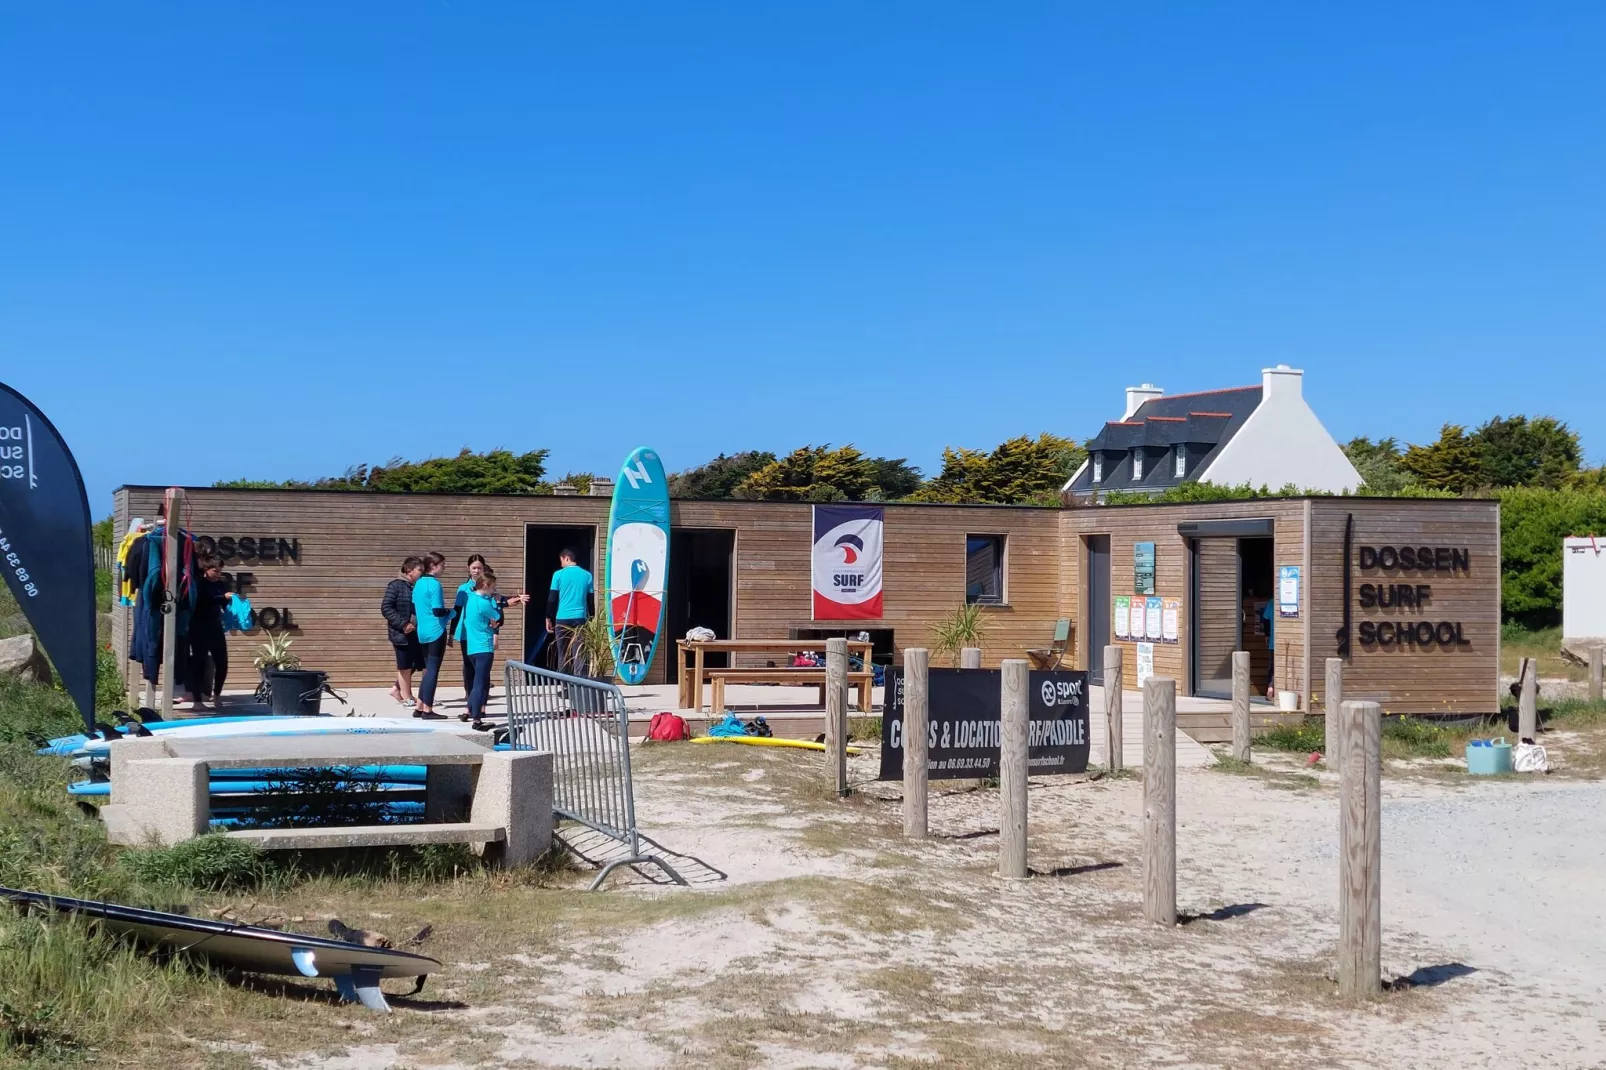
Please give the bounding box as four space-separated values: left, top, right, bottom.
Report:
647 712 689 742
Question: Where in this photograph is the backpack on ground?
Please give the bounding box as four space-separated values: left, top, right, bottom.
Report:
647 712 689 742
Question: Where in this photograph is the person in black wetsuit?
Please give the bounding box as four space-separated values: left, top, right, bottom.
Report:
185 553 235 710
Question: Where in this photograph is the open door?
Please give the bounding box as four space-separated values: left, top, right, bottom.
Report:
523 524 596 668
665 529 735 682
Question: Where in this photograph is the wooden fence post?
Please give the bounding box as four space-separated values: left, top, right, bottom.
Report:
999 659 1029 879
902 648 930 839
160 487 185 718
1337 699 1382 1000
825 638 848 797
960 647 982 670
1324 658 1344 762
1142 676 1177 925
1518 656 1538 740
1591 646 1603 704
1103 645 1124 772
1230 650 1251 763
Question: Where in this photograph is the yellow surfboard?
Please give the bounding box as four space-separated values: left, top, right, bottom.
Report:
689 736 864 756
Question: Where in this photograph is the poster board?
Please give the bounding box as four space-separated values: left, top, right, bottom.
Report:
880 668 1091 780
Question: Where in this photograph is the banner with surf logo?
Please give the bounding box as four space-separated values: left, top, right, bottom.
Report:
811 504 883 620
0 383 97 731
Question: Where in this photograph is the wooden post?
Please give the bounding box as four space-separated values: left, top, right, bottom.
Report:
902 648 930 839
825 638 848 797
160 487 185 718
1103 645 1124 772
1591 647 1602 704
1142 676 1177 925
960 647 982 670
1324 658 1344 762
1230 650 1251 763
1518 656 1538 740
1337 699 1382 1001
998 659 1029 879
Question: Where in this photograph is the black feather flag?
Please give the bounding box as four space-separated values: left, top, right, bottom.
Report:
0 384 96 731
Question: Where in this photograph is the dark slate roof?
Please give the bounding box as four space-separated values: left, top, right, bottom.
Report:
1067 386 1262 496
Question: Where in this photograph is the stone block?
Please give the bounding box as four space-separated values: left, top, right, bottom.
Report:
425 764 474 823
109 736 173 794
469 750 552 867
106 757 208 846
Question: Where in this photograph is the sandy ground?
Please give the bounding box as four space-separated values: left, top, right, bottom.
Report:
247 737 1606 1070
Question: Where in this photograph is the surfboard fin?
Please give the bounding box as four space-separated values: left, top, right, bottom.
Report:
290 947 319 978
334 967 391 1012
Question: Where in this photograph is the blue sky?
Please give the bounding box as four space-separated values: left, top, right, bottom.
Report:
4 3 1605 511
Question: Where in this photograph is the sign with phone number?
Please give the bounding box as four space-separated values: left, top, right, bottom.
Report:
0 533 38 598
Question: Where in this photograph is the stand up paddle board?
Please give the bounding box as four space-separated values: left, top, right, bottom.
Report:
607 446 670 685
78 717 484 756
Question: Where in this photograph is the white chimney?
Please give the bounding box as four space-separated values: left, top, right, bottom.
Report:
1261 364 1303 399
588 476 613 497
1123 383 1164 419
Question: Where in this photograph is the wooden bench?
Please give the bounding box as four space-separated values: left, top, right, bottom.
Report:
707 668 873 715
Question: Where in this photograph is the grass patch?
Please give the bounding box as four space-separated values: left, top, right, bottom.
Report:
1501 622 1583 681
1210 755 1319 790
847 715 882 742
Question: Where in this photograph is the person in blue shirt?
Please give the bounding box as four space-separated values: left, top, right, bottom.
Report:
1261 599 1276 700
451 555 489 696
461 571 504 722
546 548 595 676
411 551 451 719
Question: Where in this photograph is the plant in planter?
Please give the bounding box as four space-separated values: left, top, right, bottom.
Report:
252 631 302 701
571 613 618 682
930 603 994 666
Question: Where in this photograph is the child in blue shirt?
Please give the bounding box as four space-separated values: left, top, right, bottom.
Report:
462 571 504 721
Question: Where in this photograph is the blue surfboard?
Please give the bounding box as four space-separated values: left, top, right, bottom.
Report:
606 447 670 685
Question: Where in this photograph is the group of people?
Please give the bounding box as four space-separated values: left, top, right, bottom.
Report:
380 548 595 721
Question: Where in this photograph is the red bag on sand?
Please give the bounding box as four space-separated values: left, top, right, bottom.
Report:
647 712 689 742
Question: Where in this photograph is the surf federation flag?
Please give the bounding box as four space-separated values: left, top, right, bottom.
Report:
0 384 96 731
811 504 884 620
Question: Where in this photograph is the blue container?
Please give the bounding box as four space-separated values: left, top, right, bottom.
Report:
1466 737 1513 775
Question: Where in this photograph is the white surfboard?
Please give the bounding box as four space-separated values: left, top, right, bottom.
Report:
80 717 483 756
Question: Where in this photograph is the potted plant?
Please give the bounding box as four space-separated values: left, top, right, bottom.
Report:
930 603 994 666
252 631 302 702
572 614 618 682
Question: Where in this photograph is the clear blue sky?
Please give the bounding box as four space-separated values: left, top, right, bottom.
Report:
4 3 1605 512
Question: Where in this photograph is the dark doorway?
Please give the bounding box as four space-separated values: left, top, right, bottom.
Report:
1239 537 1275 696
523 525 596 668
1086 535 1110 684
665 529 735 682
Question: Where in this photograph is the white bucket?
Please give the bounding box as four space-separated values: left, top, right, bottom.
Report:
1276 689 1299 712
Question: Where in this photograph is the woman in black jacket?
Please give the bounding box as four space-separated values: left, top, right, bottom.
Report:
383 556 425 706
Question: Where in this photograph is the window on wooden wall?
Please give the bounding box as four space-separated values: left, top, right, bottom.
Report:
965 534 1007 605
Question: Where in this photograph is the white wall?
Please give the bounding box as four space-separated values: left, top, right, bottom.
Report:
1564 537 1606 639
1201 366 1361 493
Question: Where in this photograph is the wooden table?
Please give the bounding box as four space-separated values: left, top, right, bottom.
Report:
676 639 874 712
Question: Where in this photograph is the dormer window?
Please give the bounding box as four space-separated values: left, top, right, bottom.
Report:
1174 444 1186 478
1132 451 1144 480
1092 455 1103 483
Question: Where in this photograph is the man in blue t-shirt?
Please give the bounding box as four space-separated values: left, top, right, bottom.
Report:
546 548 595 675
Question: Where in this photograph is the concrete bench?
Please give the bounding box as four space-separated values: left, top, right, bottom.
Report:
101 733 553 868
706 668 873 715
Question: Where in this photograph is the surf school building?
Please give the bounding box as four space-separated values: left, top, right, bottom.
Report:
110 486 1502 738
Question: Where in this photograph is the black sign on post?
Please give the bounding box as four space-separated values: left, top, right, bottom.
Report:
879 668 1091 781
0 384 96 731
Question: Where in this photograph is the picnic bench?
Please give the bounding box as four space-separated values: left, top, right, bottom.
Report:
100 732 553 867
676 638 875 713
707 668 874 716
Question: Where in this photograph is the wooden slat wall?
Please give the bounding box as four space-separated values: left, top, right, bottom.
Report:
1308 498 1500 715
1059 500 1308 705
112 489 1067 692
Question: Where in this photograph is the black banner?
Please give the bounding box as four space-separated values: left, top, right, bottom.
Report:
0 385 96 730
878 668 1091 781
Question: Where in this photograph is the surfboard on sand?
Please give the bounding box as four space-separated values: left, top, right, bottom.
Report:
607 447 670 685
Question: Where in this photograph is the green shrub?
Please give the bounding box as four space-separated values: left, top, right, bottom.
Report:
119 835 269 893
1254 721 1325 753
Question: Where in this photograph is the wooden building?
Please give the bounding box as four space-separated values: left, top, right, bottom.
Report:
111 487 1501 739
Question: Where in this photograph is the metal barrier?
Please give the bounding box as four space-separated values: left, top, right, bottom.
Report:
503 661 687 890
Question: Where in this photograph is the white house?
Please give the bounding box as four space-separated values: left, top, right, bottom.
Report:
1062 365 1361 500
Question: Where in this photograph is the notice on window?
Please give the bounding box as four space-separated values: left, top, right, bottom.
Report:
1161 597 1180 643
1136 642 1155 686
1278 565 1301 618
1113 595 1130 639
1134 542 1156 595
1144 595 1163 640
